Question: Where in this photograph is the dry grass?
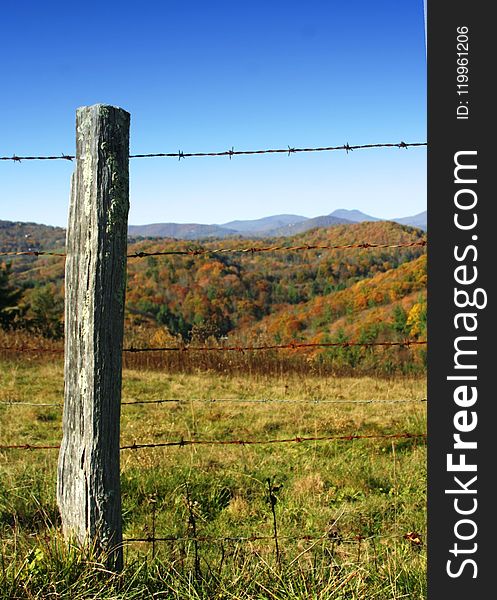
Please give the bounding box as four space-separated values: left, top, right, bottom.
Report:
0 355 427 598
0 326 426 378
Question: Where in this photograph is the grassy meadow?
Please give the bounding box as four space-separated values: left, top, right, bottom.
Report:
0 353 426 599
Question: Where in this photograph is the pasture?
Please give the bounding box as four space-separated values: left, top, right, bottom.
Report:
0 356 426 599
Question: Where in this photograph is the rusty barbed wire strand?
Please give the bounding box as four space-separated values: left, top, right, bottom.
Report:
123 340 427 353
0 250 65 257
123 531 395 545
0 397 427 408
122 397 428 406
0 339 427 356
0 346 63 354
0 443 60 450
0 141 427 163
0 431 426 452
0 239 427 259
120 432 426 451
0 400 63 407
128 240 427 258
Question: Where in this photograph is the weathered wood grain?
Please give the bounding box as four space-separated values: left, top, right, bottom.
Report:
57 104 130 570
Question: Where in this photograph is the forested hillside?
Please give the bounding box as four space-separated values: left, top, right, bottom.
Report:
1 219 426 370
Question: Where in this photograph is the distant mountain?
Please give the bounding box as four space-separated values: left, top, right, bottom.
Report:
269 215 352 236
116 209 428 240
0 207 427 249
329 209 380 222
391 211 427 231
328 209 426 231
128 214 340 240
128 223 238 240
129 214 351 240
221 214 307 234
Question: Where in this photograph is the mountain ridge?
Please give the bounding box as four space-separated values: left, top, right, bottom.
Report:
221 214 308 233
129 209 426 239
0 210 427 250
329 209 380 222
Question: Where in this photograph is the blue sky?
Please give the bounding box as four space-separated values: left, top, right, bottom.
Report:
0 1 426 227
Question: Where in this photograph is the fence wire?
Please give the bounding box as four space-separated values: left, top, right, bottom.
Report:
128 240 427 258
0 397 427 408
0 339 427 356
0 141 427 163
124 340 427 353
0 239 427 259
123 531 410 545
0 431 426 452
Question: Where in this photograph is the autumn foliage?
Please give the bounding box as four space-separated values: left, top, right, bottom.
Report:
1 220 427 373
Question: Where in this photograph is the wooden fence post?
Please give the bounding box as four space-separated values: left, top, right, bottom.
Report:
57 104 130 571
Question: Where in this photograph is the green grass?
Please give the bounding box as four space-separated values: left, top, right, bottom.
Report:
0 358 426 599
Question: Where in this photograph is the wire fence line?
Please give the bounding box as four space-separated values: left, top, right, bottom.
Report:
124 340 427 353
0 523 421 547
123 531 410 545
0 432 426 452
0 346 63 354
0 397 427 408
121 432 426 450
121 397 428 406
0 250 65 258
0 239 427 259
0 339 427 357
128 240 427 258
0 141 427 163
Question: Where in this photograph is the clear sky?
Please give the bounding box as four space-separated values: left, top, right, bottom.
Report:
0 0 426 227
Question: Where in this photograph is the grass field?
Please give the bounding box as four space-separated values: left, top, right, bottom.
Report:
0 358 426 599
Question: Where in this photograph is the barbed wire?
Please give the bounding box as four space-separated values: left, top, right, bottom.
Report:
124 340 427 353
0 400 64 407
0 346 63 354
0 443 60 450
130 142 427 159
0 340 427 356
0 431 425 452
3 432 427 452
0 250 66 257
0 141 427 163
122 397 427 406
0 397 427 408
0 239 427 259
121 432 426 450
123 531 400 545
128 240 427 258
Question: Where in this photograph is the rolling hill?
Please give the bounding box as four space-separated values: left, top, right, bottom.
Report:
1 219 426 370
0 220 66 252
241 254 427 344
